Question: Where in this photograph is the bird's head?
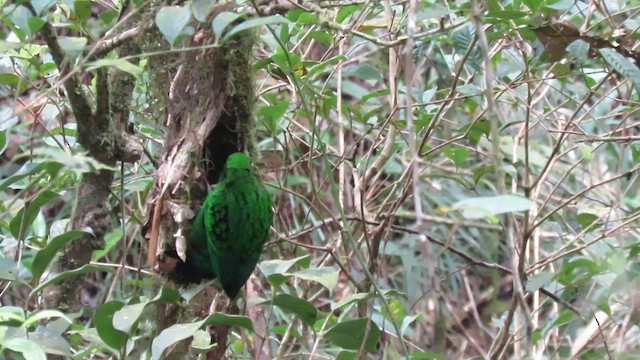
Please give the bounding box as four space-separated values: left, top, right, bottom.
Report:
225 152 253 170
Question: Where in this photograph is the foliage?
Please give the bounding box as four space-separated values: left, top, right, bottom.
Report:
2 0 640 359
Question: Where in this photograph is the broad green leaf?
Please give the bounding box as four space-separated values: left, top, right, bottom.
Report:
0 73 20 87
203 313 254 331
223 15 291 41
32 230 87 282
151 320 205 360
452 25 482 70
28 328 71 356
410 351 448 360
576 213 599 230
307 30 332 45
0 306 26 322
343 64 383 81
9 6 35 37
1 338 47 360
95 301 128 350
332 292 374 310
400 313 421 337
443 146 469 167
293 267 339 290
260 255 310 278
453 194 534 219
92 229 124 261
304 55 347 80
0 257 30 284
381 298 405 327
22 310 72 329
85 59 142 78
151 313 252 360
57 37 87 60
74 0 93 23
1 108 19 131
272 294 318 326
522 0 543 11
10 190 61 239
0 130 7 155
549 309 577 330
211 12 241 40
566 40 589 64
30 264 115 299
324 318 380 352
155 6 192 46
112 302 146 333
191 0 215 22
190 330 213 352
525 271 555 292
600 48 640 95
484 11 527 20
113 286 181 333
31 0 56 15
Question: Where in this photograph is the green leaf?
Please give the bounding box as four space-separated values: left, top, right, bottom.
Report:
293 267 339 290
576 213 599 230
9 5 35 37
0 257 30 284
257 101 289 130
1 107 19 131
452 25 482 70
308 30 332 45
400 313 421 337
191 0 215 22
85 59 142 78
484 11 527 20
410 351 448 360
10 190 61 239
0 130 7 156
92 229 124 261
522 0 543 11
151 320 205 360
525 271 555 292
0 73 20 86
260 255 311 286
22 310 72 329
223 15 291 42
599 48 640 95
343 64 383 81
202 313 254 330
381 298 405 327
95 301 128 350
566 39 589 64
151 313 253 360
453 194 534 219
1 338 47 360
190 330 213 352
74 0 93 23
324 318 380 352
443 146 469 167
112 302 146 333
113 286 181 333
30 264 115 299
31 230 87 282
57 37 87 60
272 294 318 326
332 292 374 310
211 12 241 41
31 0 56 15
155 6 192 46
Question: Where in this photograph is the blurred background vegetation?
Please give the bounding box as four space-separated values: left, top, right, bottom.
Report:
2 0 640 359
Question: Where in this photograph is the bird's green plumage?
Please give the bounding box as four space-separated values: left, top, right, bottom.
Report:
186 152 272 299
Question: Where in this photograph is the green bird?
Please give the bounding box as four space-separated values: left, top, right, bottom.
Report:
184 152 273 299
